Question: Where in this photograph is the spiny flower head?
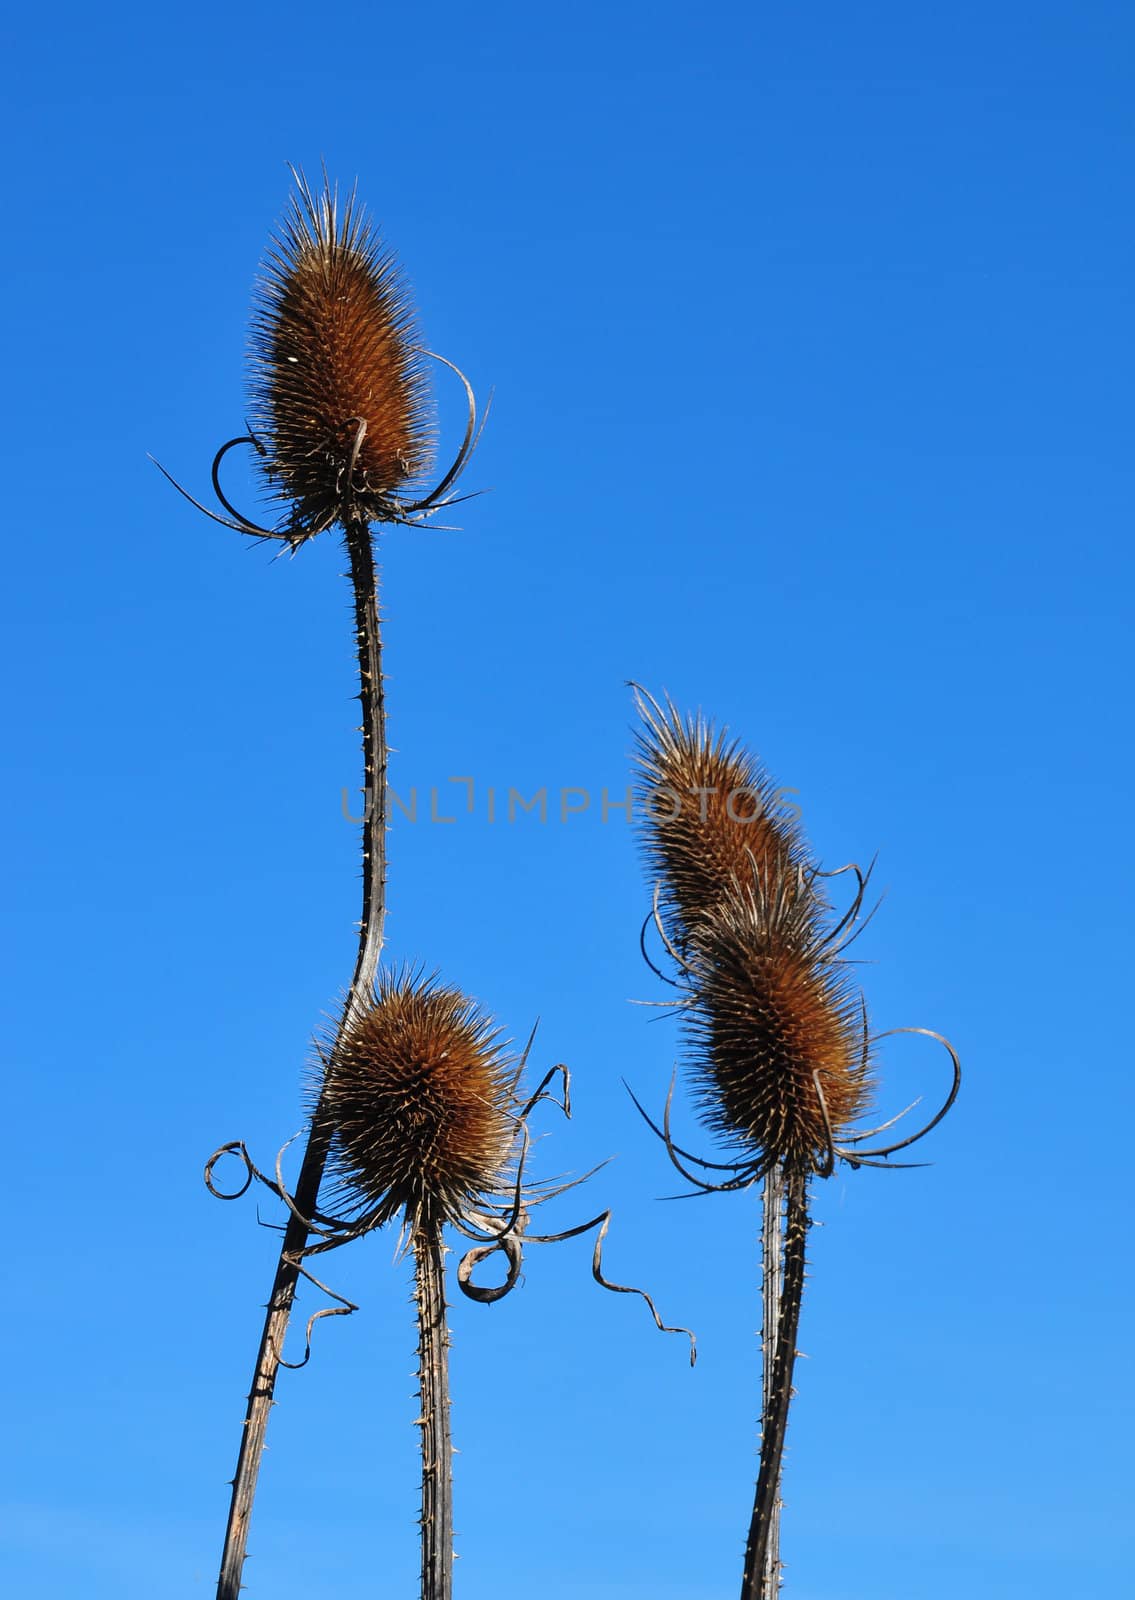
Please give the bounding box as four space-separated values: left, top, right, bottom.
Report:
686 865 874 1175
633 689 815 947
321 971 516 1231
248 170 433 539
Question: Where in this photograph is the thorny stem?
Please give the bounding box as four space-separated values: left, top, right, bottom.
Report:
415 1223 454 1600
741 1169 808 1600
216 512 388 1600
759 1162 785 1597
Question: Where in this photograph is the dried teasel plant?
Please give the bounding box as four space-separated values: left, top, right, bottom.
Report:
155 170 488 1600
208 969 694 1600
154 166 487 548
629 687 960 1600
634 685 813 949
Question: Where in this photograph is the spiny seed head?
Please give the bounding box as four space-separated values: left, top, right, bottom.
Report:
321 971 516 1230
687 873 873 1173
248 170 433 539
633 690 814 945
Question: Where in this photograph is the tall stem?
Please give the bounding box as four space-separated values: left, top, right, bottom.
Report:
414 1222 454 1600
759 1162 785 1596
740 1169 808 1600
215 513 388 1600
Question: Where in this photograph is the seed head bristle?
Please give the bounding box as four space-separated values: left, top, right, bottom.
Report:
633 690 814 945
687 869 874 1173
248 170 433 538
321 971 516 1231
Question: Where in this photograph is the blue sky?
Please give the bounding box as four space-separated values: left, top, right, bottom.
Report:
2 2 1133 1596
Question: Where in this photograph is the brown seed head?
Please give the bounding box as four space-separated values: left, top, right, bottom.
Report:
249 171 433 538
321 972 516 1230
687 871 873 1174
633 689 815 946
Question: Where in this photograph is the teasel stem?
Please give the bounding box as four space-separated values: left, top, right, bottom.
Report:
741 1167 808 1600
216 510 388 1600
414 1222 454 1600
759 1162 785 1597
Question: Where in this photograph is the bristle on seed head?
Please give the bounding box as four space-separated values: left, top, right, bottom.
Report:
248 169 433 539
321 971 515 1230
633 688 814 947
687 866 874 1174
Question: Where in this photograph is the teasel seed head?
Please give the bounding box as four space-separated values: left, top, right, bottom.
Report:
633 688 815 946
248 170 433 539
321 971 516 1231
687 870 873 1174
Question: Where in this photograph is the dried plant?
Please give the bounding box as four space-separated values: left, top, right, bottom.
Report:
208 970 694 1600
685 873 874 1176
634 687 814 947
154 167 485 549
322 974 516 1233
156 170 487 1599
247 183 434 540
630 688 959 1599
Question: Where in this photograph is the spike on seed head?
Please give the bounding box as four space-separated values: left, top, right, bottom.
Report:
248 169 434 539
687 869 874 1174
633 689 815 946
321 971 516 1231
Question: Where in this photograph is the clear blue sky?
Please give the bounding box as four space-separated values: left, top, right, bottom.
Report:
2 3 1132 1597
